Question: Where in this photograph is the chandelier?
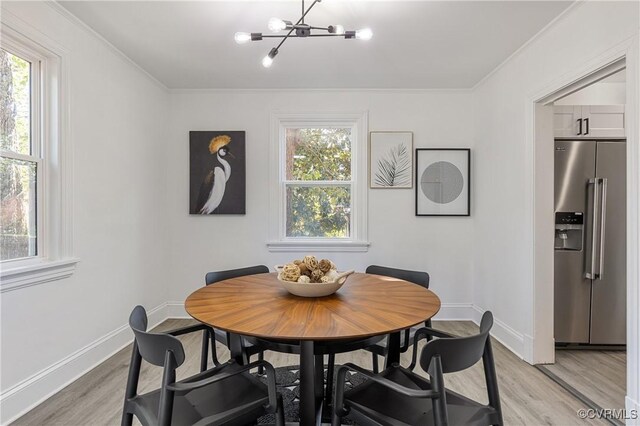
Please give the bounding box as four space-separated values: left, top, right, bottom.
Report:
234 0 373 68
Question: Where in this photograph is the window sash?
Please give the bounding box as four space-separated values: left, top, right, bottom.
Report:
283 183 353 239
1 44 42 159
0 155 40 261
280 125 356 241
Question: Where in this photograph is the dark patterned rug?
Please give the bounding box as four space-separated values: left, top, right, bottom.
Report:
255 365 368 424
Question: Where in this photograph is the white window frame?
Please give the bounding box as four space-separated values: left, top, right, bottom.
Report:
1 24 77 292
268 112 369 252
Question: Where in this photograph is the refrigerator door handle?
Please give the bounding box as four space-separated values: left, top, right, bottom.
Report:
586 178 599 279
597 178 608 280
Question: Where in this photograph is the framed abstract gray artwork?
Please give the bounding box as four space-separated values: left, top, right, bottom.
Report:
415 148 470 216
369 131 413 188
189 131 246 215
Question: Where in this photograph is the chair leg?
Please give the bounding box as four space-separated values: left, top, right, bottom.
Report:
122 343 141 426
210 331 221 366
325 353 335 408
371 352 379 374
121 411 133 426
331 408 342 426
200 330 209 372
275 394 285 426
257 351 265 375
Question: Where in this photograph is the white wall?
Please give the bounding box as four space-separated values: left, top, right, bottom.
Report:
472 0 639 416
2 0 640 423
0 3 170 423
167 91 476 313
473 0 637 346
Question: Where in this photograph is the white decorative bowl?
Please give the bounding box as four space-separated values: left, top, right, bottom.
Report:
274 266 354 298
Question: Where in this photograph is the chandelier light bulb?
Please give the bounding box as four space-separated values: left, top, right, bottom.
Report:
262 55 274 68
234 32 252 44
262 48 279 68
355 28 373 40
268 17 288 32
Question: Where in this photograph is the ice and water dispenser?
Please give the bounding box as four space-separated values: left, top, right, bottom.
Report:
555 212 583 251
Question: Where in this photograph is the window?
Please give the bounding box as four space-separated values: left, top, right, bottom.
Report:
1 46 41 262
1 25 75 291
285 128 352 238
269 112 368 252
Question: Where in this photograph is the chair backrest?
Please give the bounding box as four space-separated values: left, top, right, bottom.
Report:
129 306 186 367
420 311 493 374
205 265 269 285
365 265 430 289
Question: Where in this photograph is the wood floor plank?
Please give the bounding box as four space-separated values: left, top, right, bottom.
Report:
541 349 626 411
12 320 608 426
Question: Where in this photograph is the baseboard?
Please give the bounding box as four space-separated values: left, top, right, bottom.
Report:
472 305 526 359
433 303 477 320
0 303 168 425
626 396 640 426
166 300 189 318
522 333 535 364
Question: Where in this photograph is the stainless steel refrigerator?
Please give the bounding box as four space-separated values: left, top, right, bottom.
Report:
554 139 626 345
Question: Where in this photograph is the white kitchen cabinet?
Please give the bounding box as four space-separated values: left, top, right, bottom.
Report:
553 106 582 137
553 105 625 138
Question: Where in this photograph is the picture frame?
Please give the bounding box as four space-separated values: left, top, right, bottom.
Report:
415 148 470 216
369 131 413 189
189 131 246 215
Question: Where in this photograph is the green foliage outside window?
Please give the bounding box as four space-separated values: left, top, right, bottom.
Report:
285 128 352 238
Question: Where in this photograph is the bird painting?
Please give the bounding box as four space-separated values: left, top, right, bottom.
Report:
190 131 246 215
197 135 233 214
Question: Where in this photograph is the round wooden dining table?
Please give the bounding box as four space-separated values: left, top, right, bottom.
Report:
185 272 441 426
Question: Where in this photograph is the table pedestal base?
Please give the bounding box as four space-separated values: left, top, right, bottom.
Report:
300 341 323 425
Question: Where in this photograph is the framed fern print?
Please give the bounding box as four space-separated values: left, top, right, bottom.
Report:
369 131 413 189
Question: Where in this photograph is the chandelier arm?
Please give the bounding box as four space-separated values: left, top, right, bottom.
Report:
304 34 351 37
274 0 320 51
260 34 348 38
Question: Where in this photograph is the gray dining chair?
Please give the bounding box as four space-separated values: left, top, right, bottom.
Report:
201 265 269 373
365 264 431 372
122 305 284 426
332 311 503 426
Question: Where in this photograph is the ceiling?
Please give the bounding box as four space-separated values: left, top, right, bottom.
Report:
59 1 574 90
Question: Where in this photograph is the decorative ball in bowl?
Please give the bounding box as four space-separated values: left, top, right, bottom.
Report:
275 256 354 298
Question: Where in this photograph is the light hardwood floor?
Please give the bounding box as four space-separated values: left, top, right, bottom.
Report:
541 349 626 411
13 320 607 426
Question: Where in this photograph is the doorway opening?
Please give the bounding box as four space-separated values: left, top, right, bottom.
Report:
531 57 633 424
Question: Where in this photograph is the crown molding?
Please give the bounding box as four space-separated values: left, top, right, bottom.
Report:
169 87 474 95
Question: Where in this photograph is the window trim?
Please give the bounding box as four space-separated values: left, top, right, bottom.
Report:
1 23 77 291
268 112 369 252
